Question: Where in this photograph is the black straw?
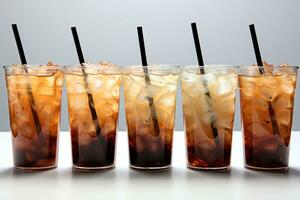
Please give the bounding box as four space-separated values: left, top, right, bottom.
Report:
11 24 41 135
191 23 205 70
71 26 101 136
12 24 27 65
190 22 220 143
249 24 264 74
71 27 85 64
137 27 148 66
137 26 160 137
249 24 278 135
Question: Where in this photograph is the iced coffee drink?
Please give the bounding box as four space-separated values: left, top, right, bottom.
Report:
239 65 298 170
181 65 237 170
4 62 63 170
65 62 121 169
123 65 179 169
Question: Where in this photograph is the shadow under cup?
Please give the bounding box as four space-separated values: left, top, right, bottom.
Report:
239 65 298 171
4 64 64 170
181 65 238 170
65 64 121 169
123 65 180 169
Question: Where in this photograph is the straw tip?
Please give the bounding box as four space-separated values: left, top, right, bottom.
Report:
191 22 196 25
249 24 255 27
11 24 18 29
71 26 76 30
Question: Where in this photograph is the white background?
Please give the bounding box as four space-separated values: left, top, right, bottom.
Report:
0 131 300 200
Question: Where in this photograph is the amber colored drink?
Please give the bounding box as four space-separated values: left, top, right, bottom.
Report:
239 65 298 170
4 64 63 170
65 63 121 169
181 66 238 170
123 65 179 169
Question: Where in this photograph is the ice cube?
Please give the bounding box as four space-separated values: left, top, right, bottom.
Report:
216 76 236 95
135 136 146 153
157 92 176 108
165 83 177 92
96 89 113 100
126 82 144 101
10 120 20 137
77 116 97 139
215 117 233 130
181 72 199 83
203 73 217 84
218 98 235 117
188 84 208 97
137 85 160 103
273 93 293 109
216 82 233 95
98 103 113 117
260 86 278 100
165 131 173 144
36 85 55 96
102 77 118 90
191 159 208 167
156 105 174 129
276 109 292 127
111 88 120 98
94 98 106 110
8 91 19 104
110 100 119 113
87 76 103 91
280 83 294 95
202 110 217 125
101 117 116 136
55 72 64 87
72 82 87 94
20 119 36 139
69 94 89 110
197 139 214 150
148 74 165 87
260 75 278 86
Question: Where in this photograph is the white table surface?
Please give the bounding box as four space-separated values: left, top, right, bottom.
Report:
0 131 300 200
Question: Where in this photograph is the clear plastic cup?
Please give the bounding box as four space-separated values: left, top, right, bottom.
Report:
239 65 298 170
123 65 180 170
4 64 64 170
181 65 238 170
65 63 121 169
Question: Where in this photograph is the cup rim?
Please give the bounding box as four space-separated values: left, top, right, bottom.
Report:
123 64 181 75
64 63 121 75
182 65 238 69
3 64 62 70
239 65 299 70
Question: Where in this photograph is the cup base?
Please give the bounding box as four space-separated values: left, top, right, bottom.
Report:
245 164 288 171
14 165 57 171
130 165 170 170
73 164 115 170
188 164 230 171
